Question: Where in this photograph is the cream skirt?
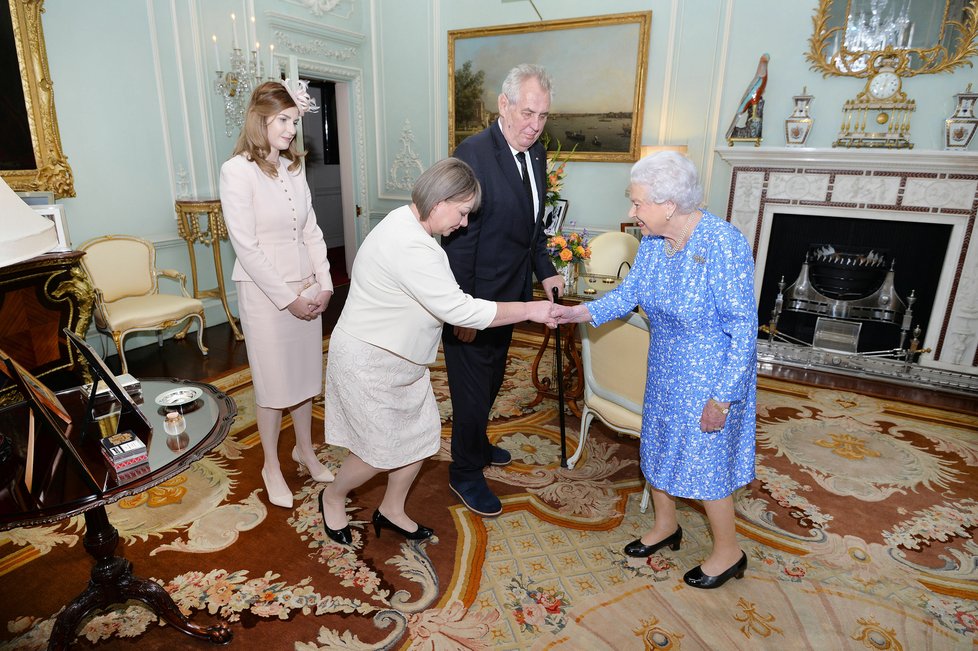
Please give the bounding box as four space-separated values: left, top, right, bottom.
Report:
324 327 440 469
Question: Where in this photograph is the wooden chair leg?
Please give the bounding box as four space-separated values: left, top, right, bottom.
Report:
567 405 593 470
112 332 128 375
173 320 193 339
193 313 208 357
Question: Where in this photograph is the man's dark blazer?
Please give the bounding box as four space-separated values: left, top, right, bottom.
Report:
442 122 558 301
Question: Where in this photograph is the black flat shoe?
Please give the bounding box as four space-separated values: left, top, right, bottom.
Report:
319 488 352 546
683 552 747 589
372 509 433 540
623 526 682 558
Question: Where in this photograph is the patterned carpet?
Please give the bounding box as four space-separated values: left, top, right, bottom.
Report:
1 332 976 649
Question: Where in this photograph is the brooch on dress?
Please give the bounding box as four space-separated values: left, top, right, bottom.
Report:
693 254 706 265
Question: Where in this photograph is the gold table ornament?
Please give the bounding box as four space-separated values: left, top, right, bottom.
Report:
173 200 244 340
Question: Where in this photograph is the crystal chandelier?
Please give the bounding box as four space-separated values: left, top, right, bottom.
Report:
212 13 276 137
844 0 913 53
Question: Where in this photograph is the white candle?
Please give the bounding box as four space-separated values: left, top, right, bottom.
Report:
231 13 238 49
212 34 220 69
250 16 257 51
268 44 274 78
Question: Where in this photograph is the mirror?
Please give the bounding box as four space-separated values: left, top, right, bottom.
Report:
1 0 74 197
807 0 978 76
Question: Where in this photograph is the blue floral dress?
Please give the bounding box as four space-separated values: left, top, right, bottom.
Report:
586 211 757 500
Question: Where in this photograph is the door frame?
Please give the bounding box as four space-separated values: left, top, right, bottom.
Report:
288 55 366 276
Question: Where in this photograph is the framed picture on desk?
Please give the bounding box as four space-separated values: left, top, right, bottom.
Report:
621 222 643 241
63 329 151 435
0 347 101 495
544 200 568 236
31 204 71 251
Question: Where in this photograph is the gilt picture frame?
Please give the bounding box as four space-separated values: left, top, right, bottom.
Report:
448 11 652 162
1 0 75 197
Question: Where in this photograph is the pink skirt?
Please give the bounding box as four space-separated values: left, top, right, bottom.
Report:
237 280 323 408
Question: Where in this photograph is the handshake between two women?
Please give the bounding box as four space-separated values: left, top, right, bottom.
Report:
523 300 591 329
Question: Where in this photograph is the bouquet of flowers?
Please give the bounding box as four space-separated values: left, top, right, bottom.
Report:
546 227 591 269
543 136 576 208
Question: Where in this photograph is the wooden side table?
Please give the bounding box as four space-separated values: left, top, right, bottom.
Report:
0 379 237 647
529 273 625 417
174 200 244 340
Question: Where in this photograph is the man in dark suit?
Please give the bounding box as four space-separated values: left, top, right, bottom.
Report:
442 64 564 516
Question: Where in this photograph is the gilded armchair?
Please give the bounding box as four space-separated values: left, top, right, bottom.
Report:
78 235 207 374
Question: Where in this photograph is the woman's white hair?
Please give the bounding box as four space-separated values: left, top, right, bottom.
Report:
630 151 703 214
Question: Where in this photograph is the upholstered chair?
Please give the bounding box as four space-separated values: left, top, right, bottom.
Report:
584 231 639 278
570 311 650 512
78 235 207 374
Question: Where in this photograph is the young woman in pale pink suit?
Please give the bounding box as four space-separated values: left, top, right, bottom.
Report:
220 80 334 509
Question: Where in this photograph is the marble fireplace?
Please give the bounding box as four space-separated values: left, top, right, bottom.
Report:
716 148 978 382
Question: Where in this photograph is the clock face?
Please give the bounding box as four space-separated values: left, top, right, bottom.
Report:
869 72 900 100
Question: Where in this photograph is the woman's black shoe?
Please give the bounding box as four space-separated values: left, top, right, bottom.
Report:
318 488 352 546
623 526 682 558
683 552 747 589
372 509 434 540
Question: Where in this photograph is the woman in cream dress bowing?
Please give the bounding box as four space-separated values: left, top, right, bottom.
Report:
220 80 335 509
319 158 556 546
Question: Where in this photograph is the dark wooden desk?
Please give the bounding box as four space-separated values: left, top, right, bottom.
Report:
0 252 95 407
529 273 623 416
0 379 237 649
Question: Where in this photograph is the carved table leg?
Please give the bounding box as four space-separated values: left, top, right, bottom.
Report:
47 507 232 650
528 323 584 415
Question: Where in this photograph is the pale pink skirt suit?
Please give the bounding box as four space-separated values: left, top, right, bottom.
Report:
220 154 333 408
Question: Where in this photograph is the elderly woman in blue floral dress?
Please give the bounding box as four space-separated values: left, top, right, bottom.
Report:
554 151 757 589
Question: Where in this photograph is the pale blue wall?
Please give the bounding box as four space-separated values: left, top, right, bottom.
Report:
35 0 978 351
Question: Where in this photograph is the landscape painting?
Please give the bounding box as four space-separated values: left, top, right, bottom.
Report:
449 12 652 162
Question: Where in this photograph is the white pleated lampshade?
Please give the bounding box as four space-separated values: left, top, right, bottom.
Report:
0 178 58 268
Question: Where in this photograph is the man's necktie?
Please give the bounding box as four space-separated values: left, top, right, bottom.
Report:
516 151 535 218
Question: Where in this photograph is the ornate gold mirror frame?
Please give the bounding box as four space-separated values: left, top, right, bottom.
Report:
1 0 74 197
807 0 978 77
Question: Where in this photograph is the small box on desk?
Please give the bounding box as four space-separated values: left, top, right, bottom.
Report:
100 430 147 470
109 461 151 484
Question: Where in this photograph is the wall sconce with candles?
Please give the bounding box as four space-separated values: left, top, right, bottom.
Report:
212 13 278 137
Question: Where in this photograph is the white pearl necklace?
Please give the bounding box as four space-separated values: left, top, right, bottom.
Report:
664 212 693 257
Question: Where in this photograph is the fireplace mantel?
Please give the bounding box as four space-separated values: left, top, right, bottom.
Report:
715 147 978 379
716 147 978 173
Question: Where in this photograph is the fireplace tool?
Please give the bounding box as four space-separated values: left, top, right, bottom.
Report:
552 287 567 468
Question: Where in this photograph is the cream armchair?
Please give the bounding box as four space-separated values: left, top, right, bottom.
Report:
78 235 207 374
584 231 639 278
570 311 650 512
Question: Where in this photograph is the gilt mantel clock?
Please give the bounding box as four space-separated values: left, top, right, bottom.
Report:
834 59 915 149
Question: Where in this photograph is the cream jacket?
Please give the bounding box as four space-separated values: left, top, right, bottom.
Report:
220 154 332 309
337 205 496 365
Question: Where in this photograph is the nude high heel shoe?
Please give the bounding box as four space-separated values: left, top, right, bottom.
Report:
261 468 294 509
291 446 335 483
